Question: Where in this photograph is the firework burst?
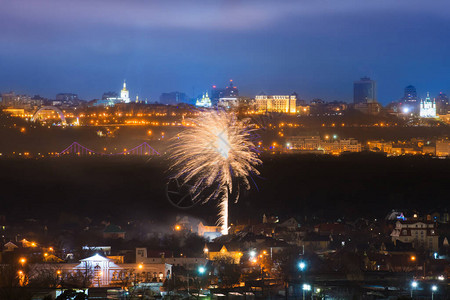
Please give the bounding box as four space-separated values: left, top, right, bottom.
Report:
169 111 261 235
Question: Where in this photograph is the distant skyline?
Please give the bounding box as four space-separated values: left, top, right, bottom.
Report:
1 0 450 104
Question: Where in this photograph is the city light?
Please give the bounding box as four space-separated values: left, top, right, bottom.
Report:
198 266 206 274
411 281 418 288
298 261 306 271
174 225 181 231
410 255 416 261
302 283 311 291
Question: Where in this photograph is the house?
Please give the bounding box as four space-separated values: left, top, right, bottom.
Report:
390 220 439 252
198 222 221 241
301 233 331 251
278 217 301 231
3 241 18 252
205 244 242 264
136 248 207 271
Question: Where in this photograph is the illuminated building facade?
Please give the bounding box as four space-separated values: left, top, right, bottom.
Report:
95 81 131 106
41 253 171 287
436 139 450 156
255 94 297 114
391 220 439 251
136 248 206 271
419 92 436 118
195 92 212 108
120 81 130 103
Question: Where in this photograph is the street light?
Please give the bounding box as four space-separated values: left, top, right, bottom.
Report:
298 261 306 271
198 266 206 275
411 281 418 298
431 285 437 300
302 283 311 300
19 257 26 266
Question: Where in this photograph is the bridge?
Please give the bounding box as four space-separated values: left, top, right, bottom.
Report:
31 106 67 125
59 142 160 156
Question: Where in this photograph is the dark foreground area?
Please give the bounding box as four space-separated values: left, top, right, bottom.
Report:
0 153 448 226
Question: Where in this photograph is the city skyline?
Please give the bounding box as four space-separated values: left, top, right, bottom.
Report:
2 0 450 103
1 78 449 105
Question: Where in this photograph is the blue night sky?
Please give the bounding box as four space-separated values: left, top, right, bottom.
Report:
1 0 450 104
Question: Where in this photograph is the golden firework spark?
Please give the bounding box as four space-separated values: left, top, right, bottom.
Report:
169 111 261 235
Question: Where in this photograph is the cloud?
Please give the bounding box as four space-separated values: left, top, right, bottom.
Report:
2 0 449 33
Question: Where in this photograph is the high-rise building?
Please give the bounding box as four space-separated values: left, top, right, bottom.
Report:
224 80 239 98
419 92 437 118
1 92 18 106
435 92 449 115
255 94 297 114
403 85 418 104
353 77 376 104
210 80 239 105
159 92 188 105
56 93 79 102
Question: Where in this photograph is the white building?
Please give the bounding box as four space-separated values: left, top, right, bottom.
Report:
45 254 171 287
420 92 437 118
255 94 297 114
196 92 212 108
120 81 130 103
390 220 439 252
96 81 131 106
218 97 239 109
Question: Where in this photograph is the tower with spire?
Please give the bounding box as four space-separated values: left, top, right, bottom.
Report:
120 80 130 103
419 92 437 118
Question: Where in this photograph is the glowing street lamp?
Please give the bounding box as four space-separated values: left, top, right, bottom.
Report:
302 283 311 300
19 257 26 266
431 285 437 300
298 261 306 271
411 281 418 298
198 266 206 275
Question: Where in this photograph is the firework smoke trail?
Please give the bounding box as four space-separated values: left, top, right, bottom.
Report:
169 111 261 235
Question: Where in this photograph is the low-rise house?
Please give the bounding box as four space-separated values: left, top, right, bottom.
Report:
390 220 439 252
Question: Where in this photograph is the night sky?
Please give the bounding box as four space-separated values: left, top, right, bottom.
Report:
1 0 450 103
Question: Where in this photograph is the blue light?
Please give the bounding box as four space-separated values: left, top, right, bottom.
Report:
198 266 206 274
298 261 306 271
